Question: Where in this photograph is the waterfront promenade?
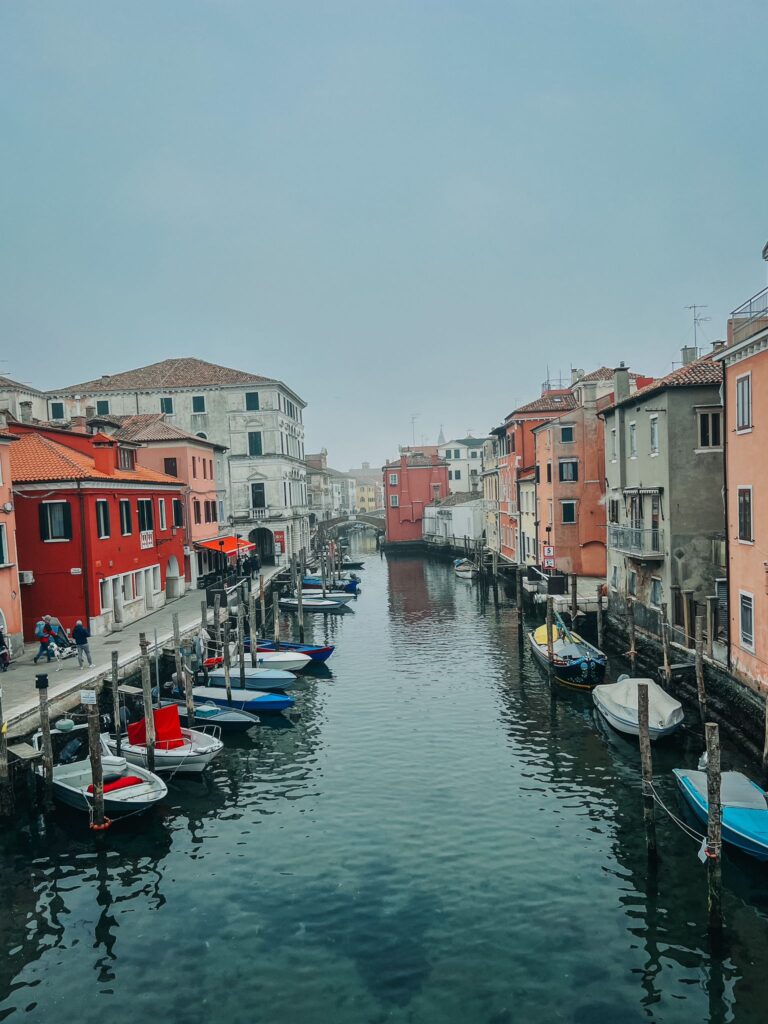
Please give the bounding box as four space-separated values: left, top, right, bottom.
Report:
1 566 284 736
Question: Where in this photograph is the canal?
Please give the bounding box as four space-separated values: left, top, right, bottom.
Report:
2 538 768 1023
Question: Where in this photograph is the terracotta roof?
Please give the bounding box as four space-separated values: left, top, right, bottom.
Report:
0 375 43 394
55 357 278 395
511 391 578 416
112 413 226 449
0 430 19 441
574 366 642 383
610 354 722 409
10 432 183 485
436 491 482 507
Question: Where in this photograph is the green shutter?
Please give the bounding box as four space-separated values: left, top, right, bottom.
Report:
39 504 50 541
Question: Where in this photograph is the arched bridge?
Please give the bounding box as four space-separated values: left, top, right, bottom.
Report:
314 513 385 538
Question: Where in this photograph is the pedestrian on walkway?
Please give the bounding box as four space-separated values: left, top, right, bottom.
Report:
0 628 9 671
33 618 54 663
72 620 93 668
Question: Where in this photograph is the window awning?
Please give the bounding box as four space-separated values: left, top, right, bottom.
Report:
196 536 255 556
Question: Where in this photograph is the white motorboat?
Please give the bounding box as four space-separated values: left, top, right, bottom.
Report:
105 704 223 775
592 676 684 741
252 651 312 672
297 590 355 605
32 724 167 817
280 596 349 612
454 558 478 579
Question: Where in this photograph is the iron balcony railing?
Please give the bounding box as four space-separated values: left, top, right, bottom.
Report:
731 285 768 345
608 525 664 558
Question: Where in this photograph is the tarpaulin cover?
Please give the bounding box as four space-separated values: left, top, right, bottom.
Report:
127 704 185 750
87 775 143 794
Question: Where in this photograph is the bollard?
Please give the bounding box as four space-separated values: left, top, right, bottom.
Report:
237 600 246 689
213 593 222 646
626 598 637 674
273 591 281 649
661 602 672 685
638 683 657 861
223 621 233 704
570 574 578 623
545 596 555 679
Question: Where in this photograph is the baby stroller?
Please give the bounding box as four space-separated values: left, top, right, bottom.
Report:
48 623 78 669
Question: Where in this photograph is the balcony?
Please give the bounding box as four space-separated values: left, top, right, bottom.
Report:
140 530 154 550
232 507 271 521
731 286 768 345
608 525 664 559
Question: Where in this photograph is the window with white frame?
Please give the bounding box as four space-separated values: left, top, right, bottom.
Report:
561 500 577 524
138 499 154 532
698 410 722 449
39 501 72 542
122 574 133 602
738 487 753 542
389 474 398 486
100 579 111 611
158 499 167 531
611 428 617 460
390 494 399 507
560 425 575 444
629 422 637 457
736 374 752 431
0 523 7 564
740 592 754 650
650 578 662 606
120 499 132 535
153 566 161 592
558 458 578 482
96 500 110 539
649 415 659 455
628 570 637 596
134 571 145 598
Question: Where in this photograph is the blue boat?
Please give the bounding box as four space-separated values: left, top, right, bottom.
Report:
673 768 768 861
206 666 297 693
255 640 335 663
528 620 607 689
191 685 294 714
166 700 260 733
302 576 360 594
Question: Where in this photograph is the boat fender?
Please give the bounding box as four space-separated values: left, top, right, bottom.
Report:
89 817 113 832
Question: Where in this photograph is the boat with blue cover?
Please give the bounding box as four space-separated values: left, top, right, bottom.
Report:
529 616 607 689
302 576 360 594
190 685 294 714
168 700 260 733
255 640 335 663
673 768 768 861
206 666 297 692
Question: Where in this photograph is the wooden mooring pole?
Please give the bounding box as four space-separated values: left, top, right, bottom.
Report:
213 593 222 646
296 558 305 643
223 620 233 704
248 591 257 660
0 687 13 818
237 598 246 689
661 602 671 686
86 699 105 829
705 722 723 934
491 550 499 607
545 596 555 679
596 584 604 650
140 654 156 772
570 573 578 623
273 591 281 648
626 598 637 674
516 565 525 606
695 614 708 729
637 682 657 861
111 650 121 754
36 673 54 811
259 574 266 634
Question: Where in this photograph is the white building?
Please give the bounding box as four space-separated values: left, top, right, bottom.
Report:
518 472 537 565
438 437 486 494
48 358 310 565
328 469 357 515
423 494 485 547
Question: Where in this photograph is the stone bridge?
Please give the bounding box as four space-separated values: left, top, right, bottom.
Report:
314 513 385 538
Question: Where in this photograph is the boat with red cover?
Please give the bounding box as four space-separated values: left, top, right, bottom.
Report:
105 704 223 774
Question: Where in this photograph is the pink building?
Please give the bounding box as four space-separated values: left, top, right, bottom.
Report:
383 454 449 545
0 419 23 654
99 414 228 585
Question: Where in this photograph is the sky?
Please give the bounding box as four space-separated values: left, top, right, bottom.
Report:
2 1 767 470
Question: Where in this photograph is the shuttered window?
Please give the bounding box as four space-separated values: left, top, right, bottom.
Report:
39 501 72 542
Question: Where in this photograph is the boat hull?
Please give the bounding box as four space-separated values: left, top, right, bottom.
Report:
168 700 259 733
592 681 683 741
192 685 294 714
528 633 606 689
105 732 223 774
280 598 349 612
256 641 335 663
674 769 768 861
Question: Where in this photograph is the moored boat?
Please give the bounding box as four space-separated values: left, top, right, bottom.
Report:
206 665 298 692
453 558 478 578
105 704 223 774
342 557 365 570
302 576 360 594
191 685 294 714
256 640 335 662
593 676 684 740
673 768 768 861
280 596 350 612
32 724 167 818
168 699 260 733
528 620 607 688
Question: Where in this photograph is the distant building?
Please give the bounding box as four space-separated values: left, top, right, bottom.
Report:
437 437 486 493
383 453 449 545
348 461 384 511
306 450 333 521
0 418 23 655
423 493 485 548
518 471 537 565
481 432 502 556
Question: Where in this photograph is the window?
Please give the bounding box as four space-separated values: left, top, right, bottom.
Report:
172 499 184 527
118 447 135 470
0 523 7 564
192 395 206 413
559 459 578 482
454 470 461 480
561 500 577 524
736 374 752 431
629 422 637 457
650 578 662 607
49 401 65 420
193 500 202 525
96 500 110 539
431 484 441 499
608 498 620 524
245 391 260 411
40 501 72 541
134 571 145 598
390 494 399 507
158 499 167 531
628 570 637 597
470 450 478 458
738 487 753 542
698 410 722 449
164 457 178 477
546 462 552 483
740 592 755 650
120 499 132 536
248 431 263 456
611 428 617 460
100 579 110 611
209 459 213 479
192 457 197 479
443 450 451 460
153 565 161 592
560 425 575 444
251 482 266 509
389 473 398 486
448 470 453 480
454 449 460 459
96 399 110 416
137 499 154 532
610 564 619 590
160 396 174 415
196 432 207 440
122 574 133 602
649 415 659 455
218 500 225 522
202 458 207 479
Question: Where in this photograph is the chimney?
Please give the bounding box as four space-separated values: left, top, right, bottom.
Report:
71 415 87 433
613 362 630 403
571 368 585 385
91 438 116 475
580 382 597 408
711 340 726 354
681 345 698 365
85 404 96 419
19 400 32 423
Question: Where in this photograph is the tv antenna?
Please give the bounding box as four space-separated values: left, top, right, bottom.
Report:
410 413 420 447
685 304 711 349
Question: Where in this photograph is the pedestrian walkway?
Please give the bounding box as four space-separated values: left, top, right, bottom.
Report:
1 566 285 736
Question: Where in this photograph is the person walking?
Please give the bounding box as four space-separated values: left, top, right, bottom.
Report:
33 618 54 663
0 628 9 671
72 620 93 668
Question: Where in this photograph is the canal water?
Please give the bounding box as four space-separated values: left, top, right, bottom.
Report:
2 538 768 1024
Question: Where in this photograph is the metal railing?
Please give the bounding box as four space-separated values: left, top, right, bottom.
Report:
731 285 768 344
608 525 664 557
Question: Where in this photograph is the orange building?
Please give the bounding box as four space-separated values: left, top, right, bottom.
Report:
0 421 23 654
717 291 768 691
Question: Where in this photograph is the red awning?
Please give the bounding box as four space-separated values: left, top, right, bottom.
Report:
196 536 255 556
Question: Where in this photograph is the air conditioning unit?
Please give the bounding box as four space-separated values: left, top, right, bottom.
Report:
19 570 35 585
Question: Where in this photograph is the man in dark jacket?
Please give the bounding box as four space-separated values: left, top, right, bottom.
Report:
72 620 93 668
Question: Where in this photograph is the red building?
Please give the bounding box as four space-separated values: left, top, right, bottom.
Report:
383 453 449 544
10 424 187 638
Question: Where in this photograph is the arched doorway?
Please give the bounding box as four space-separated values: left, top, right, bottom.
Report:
249 527 275 566
166 554 183 599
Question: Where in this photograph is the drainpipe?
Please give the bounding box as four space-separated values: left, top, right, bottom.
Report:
77 482 92 625
721 374 730 669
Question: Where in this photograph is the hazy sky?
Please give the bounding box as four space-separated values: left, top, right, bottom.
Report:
3 1 767 470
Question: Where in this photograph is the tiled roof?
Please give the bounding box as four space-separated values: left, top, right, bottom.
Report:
436 491 482 507
0 375 43 394
55 357 277 395
511 391 578 416
112 413 225 449
10 432 182 485
450 436 486 447
610 354 722 408
574 366 642 383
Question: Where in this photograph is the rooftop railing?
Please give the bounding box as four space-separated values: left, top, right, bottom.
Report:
731 285 768 345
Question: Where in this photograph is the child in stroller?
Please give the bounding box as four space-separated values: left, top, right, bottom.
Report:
44 615 78 669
